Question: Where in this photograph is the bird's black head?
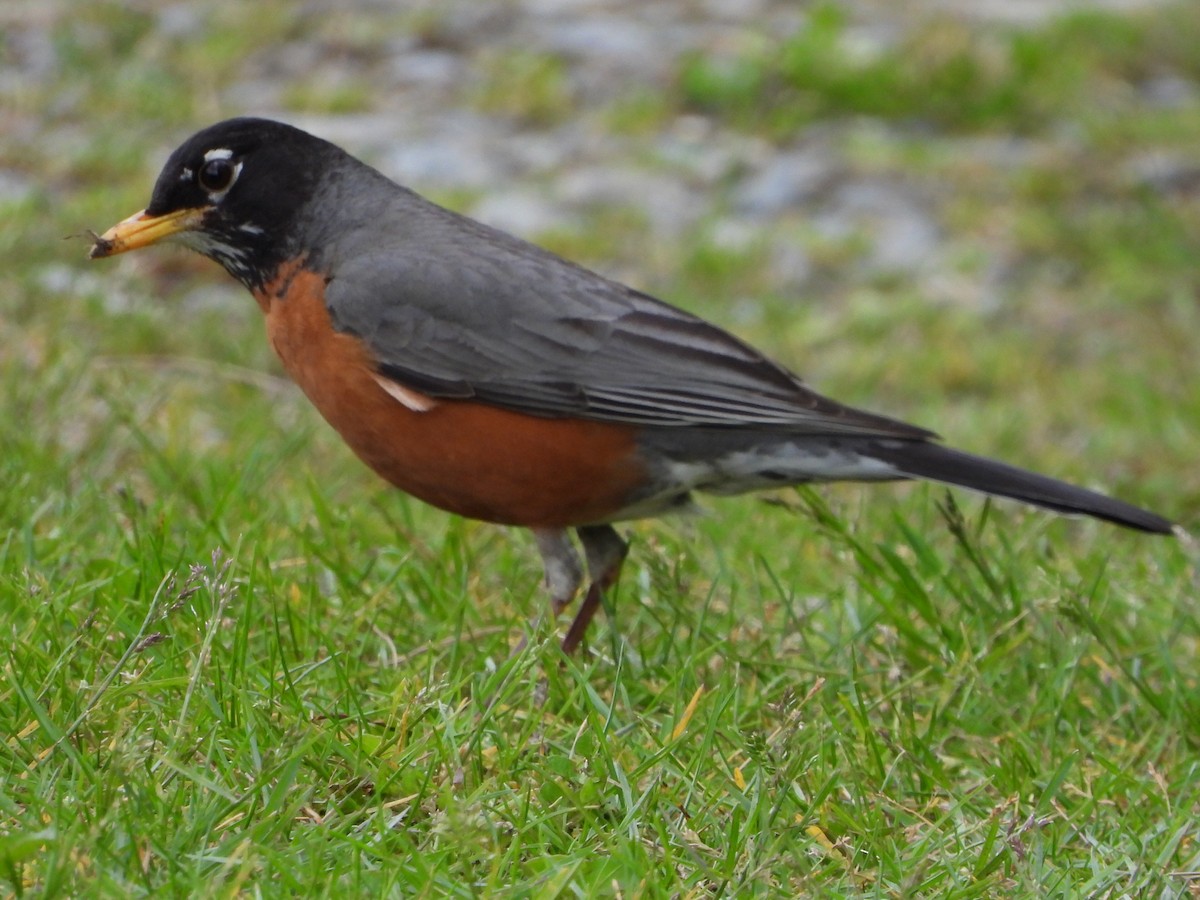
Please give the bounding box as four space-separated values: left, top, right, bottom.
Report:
90 117 340 289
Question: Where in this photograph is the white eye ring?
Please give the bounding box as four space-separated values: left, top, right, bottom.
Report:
198 157 240 195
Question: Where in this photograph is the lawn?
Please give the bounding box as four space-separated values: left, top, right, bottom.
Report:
1 1 1198 896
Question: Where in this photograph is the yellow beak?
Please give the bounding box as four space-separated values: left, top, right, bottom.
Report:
88 206 208 259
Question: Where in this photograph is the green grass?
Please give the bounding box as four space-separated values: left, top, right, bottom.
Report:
678 2 1200 135
2 1 1199 896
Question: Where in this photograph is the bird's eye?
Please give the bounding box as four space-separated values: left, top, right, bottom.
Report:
198 158 237 193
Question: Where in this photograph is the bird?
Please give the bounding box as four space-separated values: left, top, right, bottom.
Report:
89 117 1173 654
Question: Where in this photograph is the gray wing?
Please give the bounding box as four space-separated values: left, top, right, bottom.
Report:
323 200 932 439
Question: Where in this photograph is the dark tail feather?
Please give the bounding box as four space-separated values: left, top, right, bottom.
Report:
865 441 1173 534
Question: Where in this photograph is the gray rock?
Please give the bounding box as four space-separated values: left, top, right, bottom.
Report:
1123 150 1200 195
220 79 285 113
156 5 206 39
707 216 763 253
499 127 588 176
734 149 836 216
816 180 940 274
383 138 506 189
0 169 35 205
697 0 777 20
375 113 515 189
655 118 767 185
768 235 813 289
557 165 704 236
388 49 465 89
939 135 1041 171
2 24 58 83
537 17 661 64
901 0 1175 26
1140 75 1198 110
470 189 575 238
520 0 621 15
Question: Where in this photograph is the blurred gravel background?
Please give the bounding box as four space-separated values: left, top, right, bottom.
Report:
3 0 1192 303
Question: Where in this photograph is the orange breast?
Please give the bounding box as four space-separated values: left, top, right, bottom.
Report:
253 261 647 527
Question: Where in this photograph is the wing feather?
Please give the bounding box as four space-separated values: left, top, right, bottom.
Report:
322 197 932 440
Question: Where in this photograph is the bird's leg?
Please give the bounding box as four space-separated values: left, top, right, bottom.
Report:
532 527 584 617
514 528 585 655
561 524 628 655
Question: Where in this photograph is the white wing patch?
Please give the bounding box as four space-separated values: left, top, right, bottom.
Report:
371 374 439 412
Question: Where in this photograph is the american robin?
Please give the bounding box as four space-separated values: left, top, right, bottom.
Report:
90 117 1173 653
